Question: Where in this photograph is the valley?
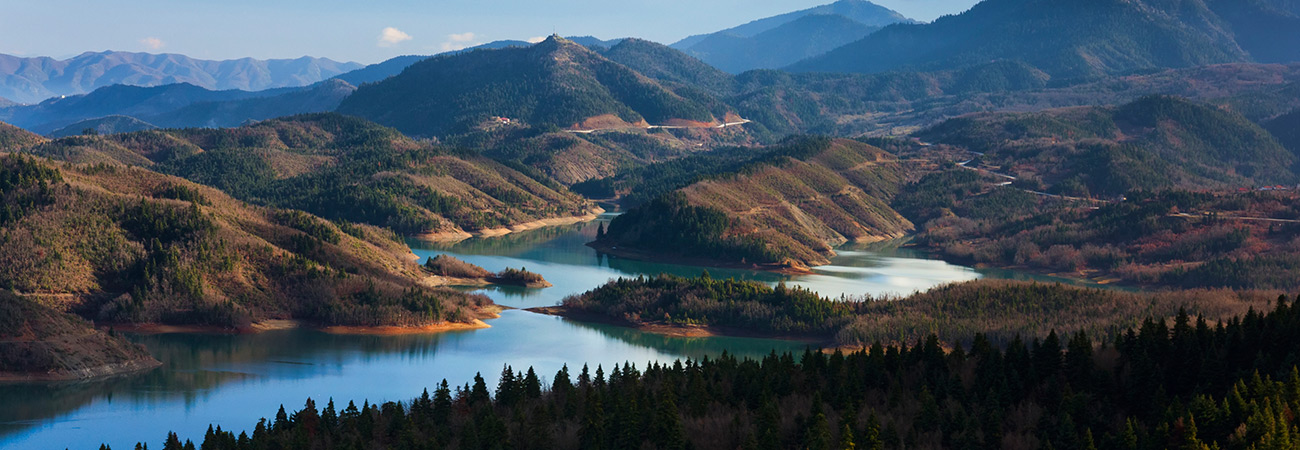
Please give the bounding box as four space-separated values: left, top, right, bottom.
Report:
3 0 1300 448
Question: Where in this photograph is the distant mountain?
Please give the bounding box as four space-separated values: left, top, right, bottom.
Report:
154 79 355 129
672 0 911 49
0 51 362 104
1207 0 1300 63
337 36 723 137
0 80 354 134
672 0 912 74
685 14 882 74
332 55 430 86
789 0 1300 80
48 115 157 137
0 96 13 108
916 95 1298 197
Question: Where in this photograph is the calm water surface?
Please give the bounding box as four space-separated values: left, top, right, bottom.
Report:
0 214 1071 449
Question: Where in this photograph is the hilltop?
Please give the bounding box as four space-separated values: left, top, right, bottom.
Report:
337 36 724 137
593 137 912 269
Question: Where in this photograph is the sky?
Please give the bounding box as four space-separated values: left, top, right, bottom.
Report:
0 0 979 64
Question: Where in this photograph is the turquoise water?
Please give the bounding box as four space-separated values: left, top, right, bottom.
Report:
0 214 1027 450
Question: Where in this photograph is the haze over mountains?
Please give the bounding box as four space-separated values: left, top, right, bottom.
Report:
671 0 915 73
789 0 1300 79
0 51 362 104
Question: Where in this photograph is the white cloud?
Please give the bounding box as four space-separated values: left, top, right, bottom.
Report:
526 36 547 44
438 32 481 52
378 27 413 47
140 37 165 51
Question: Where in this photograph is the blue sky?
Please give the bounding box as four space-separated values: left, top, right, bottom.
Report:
1 0 979 63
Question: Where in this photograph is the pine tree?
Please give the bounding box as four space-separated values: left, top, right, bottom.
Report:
839 423 857 450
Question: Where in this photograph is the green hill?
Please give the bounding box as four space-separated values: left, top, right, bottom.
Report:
681 14 883 74
336 36 722 137
789 0 1275 80
917 96 1297 197
12 114 599 235
0 152 494 329
594 137 912 269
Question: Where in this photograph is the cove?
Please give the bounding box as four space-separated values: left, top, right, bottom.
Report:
0 214 1056 450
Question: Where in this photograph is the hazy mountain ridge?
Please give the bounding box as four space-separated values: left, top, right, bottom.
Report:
0 79 355 134
672 0 913 74
0 51 362 104
788 0 1300 80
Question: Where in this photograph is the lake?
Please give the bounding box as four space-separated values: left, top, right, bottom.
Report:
0 214 1069 450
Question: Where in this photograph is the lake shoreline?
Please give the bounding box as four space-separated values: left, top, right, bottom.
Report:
526 306 830 345
586 242 817 275
416 208 607 242
99 306 507 337
900 243 1142 289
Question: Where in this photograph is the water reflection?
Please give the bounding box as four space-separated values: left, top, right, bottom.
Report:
1 215 1054 450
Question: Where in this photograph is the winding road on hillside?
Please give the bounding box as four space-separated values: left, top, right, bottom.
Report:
566 119 751 134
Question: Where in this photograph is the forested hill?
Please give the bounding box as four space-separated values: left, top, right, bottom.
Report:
594 137 912 269
789 0 1300 80
7 114 597 236
336 36 724 137
917 95 1298 198
0 153 492 331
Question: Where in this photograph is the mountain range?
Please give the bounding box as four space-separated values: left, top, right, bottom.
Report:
671 0 913 73
789 0 1300 80
0 79 355 134
0 51 361 104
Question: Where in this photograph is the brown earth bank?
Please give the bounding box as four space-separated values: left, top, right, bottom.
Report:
100 307 506 336
415 208 605 242
526 306 829 344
